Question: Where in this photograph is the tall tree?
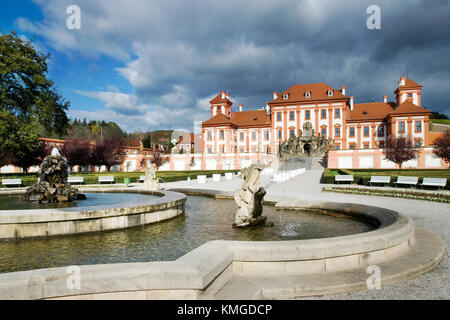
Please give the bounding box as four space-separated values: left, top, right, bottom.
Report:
0 32 70 170
149 149 168 170
90 137 127 172
432 130 450 167
62 139 92 171
384 136 417 169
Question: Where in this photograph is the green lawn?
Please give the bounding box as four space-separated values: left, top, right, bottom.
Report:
0 169 240 187
430 119 450 125
322 168 450 188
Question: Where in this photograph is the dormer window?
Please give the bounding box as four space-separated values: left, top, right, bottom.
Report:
328 90 333 97
283 93 289 100
305 92 311 98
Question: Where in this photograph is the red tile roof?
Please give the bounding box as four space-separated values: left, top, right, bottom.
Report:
210 92 232 104
388 100 431 116
348 100 430 122
202 110 271 128
348 102 395 122
394 78 422 93
268 83 347 104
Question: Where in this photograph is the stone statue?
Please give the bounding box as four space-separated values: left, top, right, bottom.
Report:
21 147 83 203
143 163 160 191
233 163 272 228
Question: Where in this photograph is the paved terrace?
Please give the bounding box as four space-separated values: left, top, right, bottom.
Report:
161 170 449 299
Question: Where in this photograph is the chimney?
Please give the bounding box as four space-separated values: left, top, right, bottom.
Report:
383 95 387 103
265 104 270 116
273 91 278 100
341 86 346 96
399 76 406 86
350 96 354 110
221 91 225 99
225 93 229 99
239 104 243 112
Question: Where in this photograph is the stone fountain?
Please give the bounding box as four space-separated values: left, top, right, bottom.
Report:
20 148 84 203
233 163 273 228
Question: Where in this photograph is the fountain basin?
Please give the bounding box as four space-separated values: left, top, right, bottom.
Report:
0 190 442 300
0 189 186 239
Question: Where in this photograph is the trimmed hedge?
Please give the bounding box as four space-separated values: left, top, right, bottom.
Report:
323 186 450 203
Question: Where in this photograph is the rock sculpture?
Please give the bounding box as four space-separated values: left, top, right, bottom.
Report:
279 121 330 159
143 163 160 191
21 148 83 203
233 163 272 228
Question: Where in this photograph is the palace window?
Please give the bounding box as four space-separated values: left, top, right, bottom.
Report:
349 143 356 150
363 143 370 149
321 127 327 137
240 132 244 141
219 145 224 153
335 109 340 119
415 139 421 147
264 131 269 141
207 147 212 153
290 129 295 139
278 129 282 140
379 141 384 148
321 109 327 119
328 90 333 97
335 127 340 137
283 94 289 100
363 126 369 137
207 131 212 141
289 111 295 121
305 92 311 98
277 112 282 121
415 121 422 132
398 121 405 133
408 93 413 98
378 125 384 136
349 127 355 137
252 132 257 141
217 106 221 112
240 147 245 153
219 130 224 140
305 110 311 120
335 144 340 150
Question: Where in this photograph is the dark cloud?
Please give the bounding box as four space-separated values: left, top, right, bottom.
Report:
17 0 450 132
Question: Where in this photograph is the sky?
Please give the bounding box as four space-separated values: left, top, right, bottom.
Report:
2 0 450 133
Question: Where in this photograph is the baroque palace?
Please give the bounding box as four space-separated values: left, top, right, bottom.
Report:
199 76 446 169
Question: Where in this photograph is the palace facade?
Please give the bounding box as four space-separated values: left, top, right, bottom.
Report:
201 76 447 169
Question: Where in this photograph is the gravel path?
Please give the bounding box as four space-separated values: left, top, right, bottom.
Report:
162 170 450 299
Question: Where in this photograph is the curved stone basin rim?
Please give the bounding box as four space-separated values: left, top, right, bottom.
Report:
0 199 418 300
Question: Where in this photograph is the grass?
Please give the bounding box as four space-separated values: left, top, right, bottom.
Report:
323 186 450 203
0 169 240 187
430 119 450 125
322 168 450 189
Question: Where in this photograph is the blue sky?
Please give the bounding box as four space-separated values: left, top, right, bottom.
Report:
2 0 450 133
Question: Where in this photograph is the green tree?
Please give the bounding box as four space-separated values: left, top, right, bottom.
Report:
0 32 70 170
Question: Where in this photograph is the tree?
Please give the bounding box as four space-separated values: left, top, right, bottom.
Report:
384 136 417 169
0 32 70 170
149 149 168 170
432 130 450 167
62 139 92 171
90 137 127 172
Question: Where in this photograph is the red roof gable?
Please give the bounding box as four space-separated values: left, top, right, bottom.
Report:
210 92 232 104
388 100 431 116
268 83 347 104
202 110 271 128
